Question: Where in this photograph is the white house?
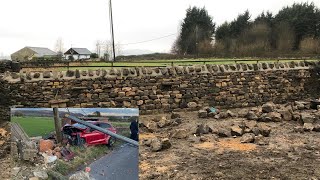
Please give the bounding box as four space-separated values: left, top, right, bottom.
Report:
64 48 91 60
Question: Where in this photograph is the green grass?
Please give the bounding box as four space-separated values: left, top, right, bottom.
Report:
110 121 131 128
22 58 319 71
11 116 55 137
66 59 318 70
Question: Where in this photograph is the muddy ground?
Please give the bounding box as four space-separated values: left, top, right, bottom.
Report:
139 110 320 180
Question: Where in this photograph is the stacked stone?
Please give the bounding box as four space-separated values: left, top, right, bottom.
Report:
0 61 319 114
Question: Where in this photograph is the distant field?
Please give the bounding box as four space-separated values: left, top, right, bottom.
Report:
20 58 319 71
11 116 55 137
11 116 132 137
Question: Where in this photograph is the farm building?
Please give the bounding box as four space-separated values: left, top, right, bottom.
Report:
11 47 58 61
64 48 91 60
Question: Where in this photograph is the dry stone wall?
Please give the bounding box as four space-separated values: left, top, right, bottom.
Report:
0 61 319 116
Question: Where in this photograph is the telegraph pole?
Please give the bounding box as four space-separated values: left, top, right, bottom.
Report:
53 108 62 143
109 0 116 62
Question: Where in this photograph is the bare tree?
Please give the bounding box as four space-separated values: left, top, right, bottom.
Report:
54 38 64 53
54 38 65 60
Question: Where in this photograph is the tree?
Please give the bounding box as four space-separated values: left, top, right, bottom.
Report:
54 38 64 60
174 6 216 55
275 2 320 50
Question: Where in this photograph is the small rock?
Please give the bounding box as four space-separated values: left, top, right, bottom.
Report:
267 112 282 122
251 127 260 136
301 113 315 123
198 110 208 118
161 138 171 150
157 116 171 128
219 111 228 119
240 133 255 143
69 171 91 180
142 139 153 146
279 109 292 121
246 111 258 120
187 102 197 108
303 123 314 131
172 129 188 139
313 124 320 132
172 118 182 125
230 125 243 136
29 177 40 180
200 136 208 142
257 123 271 137
226 110 236 117
237 109 249 118
171 112 181 119
33 171 48 180
262 102 275 113
150 138 162 152
145 121 157 132
254 135 269 145
293 126 304 133
12 167 21 176
39 139 54 153
217 128 231 137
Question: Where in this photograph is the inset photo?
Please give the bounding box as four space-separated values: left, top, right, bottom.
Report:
10 108 139 180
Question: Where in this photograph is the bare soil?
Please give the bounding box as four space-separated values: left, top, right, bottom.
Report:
139 111 320 180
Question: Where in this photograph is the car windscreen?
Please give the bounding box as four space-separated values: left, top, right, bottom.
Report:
72 123 88 129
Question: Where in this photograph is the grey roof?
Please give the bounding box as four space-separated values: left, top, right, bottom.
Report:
27 47 57 56
68 48 92 55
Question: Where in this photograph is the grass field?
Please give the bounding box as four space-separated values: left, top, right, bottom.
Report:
11 116 55 137
21 58 319 71
12 116 132 137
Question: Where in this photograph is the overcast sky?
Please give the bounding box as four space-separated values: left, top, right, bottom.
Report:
0 0 319 57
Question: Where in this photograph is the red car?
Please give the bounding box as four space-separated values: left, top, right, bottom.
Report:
62 121 117 147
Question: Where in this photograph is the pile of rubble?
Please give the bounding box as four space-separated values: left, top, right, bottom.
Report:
141 100 320 152
11 132 75 180
198 101 320 132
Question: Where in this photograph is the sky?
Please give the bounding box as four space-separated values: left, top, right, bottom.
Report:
0 0 319 57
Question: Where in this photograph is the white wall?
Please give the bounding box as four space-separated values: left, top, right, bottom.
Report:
65 54 90 60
